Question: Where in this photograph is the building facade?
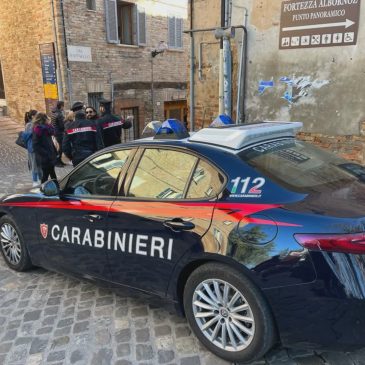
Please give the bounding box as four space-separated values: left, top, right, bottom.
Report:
189 0 365 163
0 0 188 138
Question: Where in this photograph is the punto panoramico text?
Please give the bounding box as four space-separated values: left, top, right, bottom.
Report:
0 1 365 365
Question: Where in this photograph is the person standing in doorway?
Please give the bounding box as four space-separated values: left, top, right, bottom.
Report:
63 102 104 166
51 101 66 167
32 112 57 183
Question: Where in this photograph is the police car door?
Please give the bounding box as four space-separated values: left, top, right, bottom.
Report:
107 147 224 296
39 149 133 279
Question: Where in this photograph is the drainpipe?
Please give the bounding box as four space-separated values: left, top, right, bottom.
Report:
60 0 73 105
223 37 232 117
51 0 64 101
223 0 232 117
189 0 195 132
235 7 249 123
218 0 225 114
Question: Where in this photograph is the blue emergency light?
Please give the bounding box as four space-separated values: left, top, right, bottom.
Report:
154 119 189 139
210 114 234 128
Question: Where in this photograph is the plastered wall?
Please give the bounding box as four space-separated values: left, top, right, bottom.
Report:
191 0 365 136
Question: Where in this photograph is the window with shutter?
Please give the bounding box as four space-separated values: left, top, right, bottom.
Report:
168 17 176 48
137 7 146 45
105 0 119 43
176 18 183 48
168 17 183 49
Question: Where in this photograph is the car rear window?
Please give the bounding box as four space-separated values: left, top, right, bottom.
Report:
239 139 364 193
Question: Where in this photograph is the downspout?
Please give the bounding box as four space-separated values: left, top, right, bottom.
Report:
189 0 195 132
223 0 232 117
218 0 225 114
60 0 73 105
51 0 64 101
236 8 249 123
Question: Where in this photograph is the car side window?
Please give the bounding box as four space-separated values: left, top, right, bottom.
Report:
64 150 131 196
186 159 224 199
128 148 197 199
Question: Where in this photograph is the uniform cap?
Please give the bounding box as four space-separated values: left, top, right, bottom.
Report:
71 101 84 112
99 98 112 106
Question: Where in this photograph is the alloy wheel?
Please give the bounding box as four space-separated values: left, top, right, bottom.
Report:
0 223 22 265
192 278 255 352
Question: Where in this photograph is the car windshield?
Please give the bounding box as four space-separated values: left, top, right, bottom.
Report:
239 138 365 193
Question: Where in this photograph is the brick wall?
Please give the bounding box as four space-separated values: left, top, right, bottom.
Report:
60 0 189 130
0 0 54 122
297 122 365 165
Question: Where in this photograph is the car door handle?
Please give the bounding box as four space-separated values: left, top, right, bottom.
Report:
163 218 195 232
83 214 103 223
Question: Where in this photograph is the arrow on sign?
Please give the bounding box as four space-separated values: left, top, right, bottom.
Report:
282 19 355 32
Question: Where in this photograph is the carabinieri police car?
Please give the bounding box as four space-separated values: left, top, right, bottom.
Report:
1 119 365 363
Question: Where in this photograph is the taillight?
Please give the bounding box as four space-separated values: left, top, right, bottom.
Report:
294 233 365 254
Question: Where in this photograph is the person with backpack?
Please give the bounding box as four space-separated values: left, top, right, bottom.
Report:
32 112 57 183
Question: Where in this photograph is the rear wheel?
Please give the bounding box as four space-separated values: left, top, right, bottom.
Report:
183 263 276 363
0 216 33 271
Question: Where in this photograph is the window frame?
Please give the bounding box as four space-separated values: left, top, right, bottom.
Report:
117 1 134 45
119 145 227 202
104 0 146 46
59 147 137 199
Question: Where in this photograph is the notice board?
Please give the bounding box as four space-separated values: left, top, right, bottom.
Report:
39 43 58 114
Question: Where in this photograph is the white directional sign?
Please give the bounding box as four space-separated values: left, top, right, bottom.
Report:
280 0 361 49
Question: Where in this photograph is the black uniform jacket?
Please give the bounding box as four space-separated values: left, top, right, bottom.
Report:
62 112 104 165
97 105 123 147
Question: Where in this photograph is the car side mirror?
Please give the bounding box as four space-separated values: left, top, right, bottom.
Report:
40 180 60 197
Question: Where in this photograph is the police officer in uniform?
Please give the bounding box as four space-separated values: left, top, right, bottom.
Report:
97 99 126 147
62 101 104 166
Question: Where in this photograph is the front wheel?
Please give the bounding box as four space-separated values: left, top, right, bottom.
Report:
183 263 276 363
0 216 33 271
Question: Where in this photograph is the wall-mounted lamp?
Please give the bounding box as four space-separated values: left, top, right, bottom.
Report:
151 41 168 58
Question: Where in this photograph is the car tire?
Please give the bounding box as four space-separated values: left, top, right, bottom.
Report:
183 262 276 363
0 216 33 271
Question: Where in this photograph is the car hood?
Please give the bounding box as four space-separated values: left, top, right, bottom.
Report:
283 180 365 218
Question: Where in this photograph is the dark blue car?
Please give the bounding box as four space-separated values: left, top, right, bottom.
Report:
1 121 365 363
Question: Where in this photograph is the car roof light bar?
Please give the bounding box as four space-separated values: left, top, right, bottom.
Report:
154 119 190 140
188 121 303 150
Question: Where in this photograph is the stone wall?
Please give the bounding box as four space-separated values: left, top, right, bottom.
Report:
0 0 54 122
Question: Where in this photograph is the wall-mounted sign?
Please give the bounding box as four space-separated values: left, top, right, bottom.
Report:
67 45 92 62
279 0 361 49
39 43 58 114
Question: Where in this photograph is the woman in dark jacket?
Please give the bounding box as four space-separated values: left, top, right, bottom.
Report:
32 112 57 183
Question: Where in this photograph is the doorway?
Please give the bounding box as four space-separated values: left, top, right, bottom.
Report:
164 100 187 127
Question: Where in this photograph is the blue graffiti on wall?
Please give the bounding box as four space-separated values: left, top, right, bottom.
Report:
258 80 274 94
258 76 329 105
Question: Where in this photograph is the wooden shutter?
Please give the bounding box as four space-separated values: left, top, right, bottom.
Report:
105 0 118 44
137 6 146 45
168 17 176 48
176 18 183 48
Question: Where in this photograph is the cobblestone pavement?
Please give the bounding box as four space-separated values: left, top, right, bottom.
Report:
0 120 364 365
